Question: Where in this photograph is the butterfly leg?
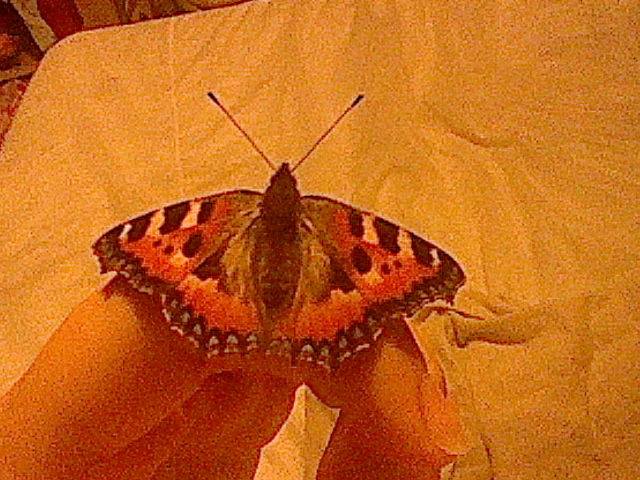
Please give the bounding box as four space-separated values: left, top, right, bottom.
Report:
413 306 486 349
427 291 557 348
419 305 486 321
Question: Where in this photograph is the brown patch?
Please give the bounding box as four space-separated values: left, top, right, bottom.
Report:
351 245 372 274
182 232 203 258
330 259 356 293
160 201 190 234
410 233 435 267
197 200 214 224
373 217 400 254
348 210 364 238
193 250 224 281
127 212 153 242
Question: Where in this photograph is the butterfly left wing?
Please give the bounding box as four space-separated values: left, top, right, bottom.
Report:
93 191 264 349
284 195 466 365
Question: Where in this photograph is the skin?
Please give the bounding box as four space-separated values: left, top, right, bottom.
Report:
0 277 469 479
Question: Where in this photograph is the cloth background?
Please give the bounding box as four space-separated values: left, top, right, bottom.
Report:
1 1 639 478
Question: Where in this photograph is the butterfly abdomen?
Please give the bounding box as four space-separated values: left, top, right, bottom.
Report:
253 232 302 311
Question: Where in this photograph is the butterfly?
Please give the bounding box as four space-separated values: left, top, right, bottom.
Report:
93 93 467 370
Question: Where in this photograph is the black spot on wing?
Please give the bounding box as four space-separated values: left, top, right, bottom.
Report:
159 201 190 234
193 249 224 280
351 245 372 274
373 217 400 254
330 259 356 293
197 200 214 224
410 233 436 267
381 263 391 275
163 245 174 255
127 212 153 242
348 210 364 238
182 232 203 258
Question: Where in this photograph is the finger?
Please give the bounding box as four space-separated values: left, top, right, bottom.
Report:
370 319 470 457
156 371 297 479
316 318 467 479
84 408 188 480
316 408 444 480
83 371 297 480
0 277 214 479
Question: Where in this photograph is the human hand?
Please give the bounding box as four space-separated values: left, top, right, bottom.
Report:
0 277 470 479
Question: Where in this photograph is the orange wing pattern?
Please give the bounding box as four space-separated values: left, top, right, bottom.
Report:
93 191 263 352
286 196 466 364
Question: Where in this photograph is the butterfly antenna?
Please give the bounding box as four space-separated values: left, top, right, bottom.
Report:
207 92 276 171
291 94 364 172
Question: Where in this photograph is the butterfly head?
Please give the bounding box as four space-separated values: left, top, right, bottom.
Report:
206 92 364 229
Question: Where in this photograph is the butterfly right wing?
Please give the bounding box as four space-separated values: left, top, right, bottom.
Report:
271 195 466 368
93 190 264 353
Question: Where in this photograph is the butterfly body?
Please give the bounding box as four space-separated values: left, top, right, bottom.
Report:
93 162 466 370
253 165 303 320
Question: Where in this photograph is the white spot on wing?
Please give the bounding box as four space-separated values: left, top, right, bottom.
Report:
362 269 384 285
246 333 258 351
397 230 413 257
338 351 352 362
169 251 190 267
147 210 165 236
430 248 441 267
352 326 364 339
120 223 132 240
183 275 217 289
180 200 201 229
170 325 185 335
328 290 365 309
362 215 378 244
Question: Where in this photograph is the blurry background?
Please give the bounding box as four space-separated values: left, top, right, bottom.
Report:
1 0 249 147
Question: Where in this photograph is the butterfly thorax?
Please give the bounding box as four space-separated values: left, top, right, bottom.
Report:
260 163 301 238
253 163 303 319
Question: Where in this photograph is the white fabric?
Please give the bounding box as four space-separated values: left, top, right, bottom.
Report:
1 1 639 478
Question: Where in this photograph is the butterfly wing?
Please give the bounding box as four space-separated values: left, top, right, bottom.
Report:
93 190 264 352
284 195 466 365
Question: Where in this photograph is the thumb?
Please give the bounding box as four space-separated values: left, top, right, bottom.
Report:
0 277 213 478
